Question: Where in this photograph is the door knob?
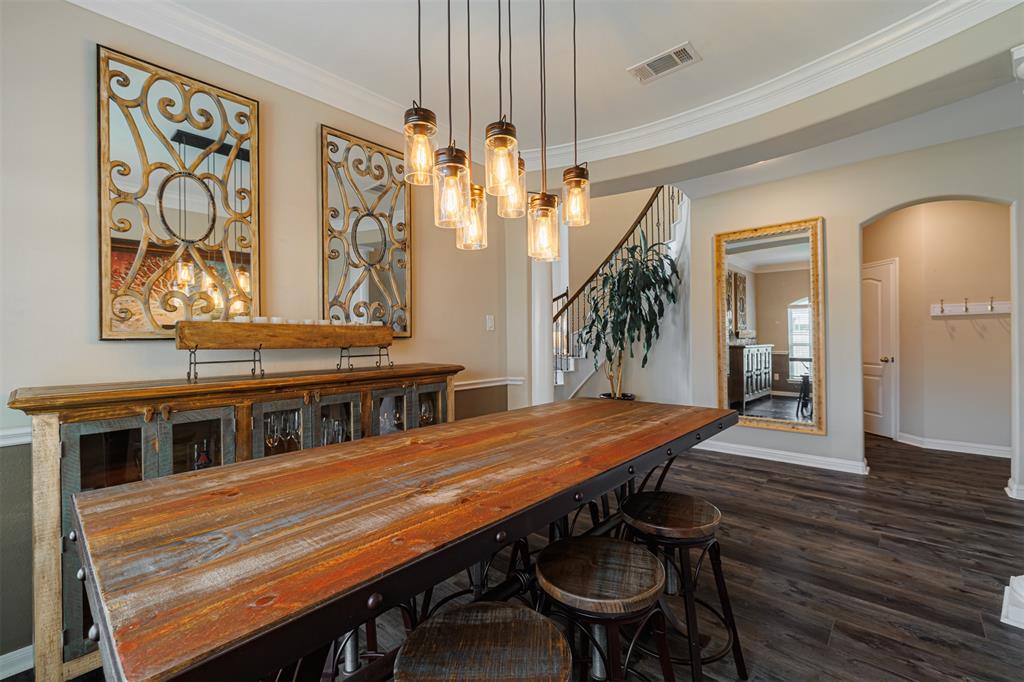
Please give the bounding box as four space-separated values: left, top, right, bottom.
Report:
880 356 891 363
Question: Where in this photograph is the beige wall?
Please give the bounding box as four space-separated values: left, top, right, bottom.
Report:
0 0 513 431
754 268 811 350
567 188 652 294
863 200 1011 447
687 127 1023 469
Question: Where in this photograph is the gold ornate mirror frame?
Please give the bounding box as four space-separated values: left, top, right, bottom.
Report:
320 125 412 337
99 46 260 339
714 217 827 434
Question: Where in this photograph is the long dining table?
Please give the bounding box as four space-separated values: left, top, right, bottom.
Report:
71 398 736 681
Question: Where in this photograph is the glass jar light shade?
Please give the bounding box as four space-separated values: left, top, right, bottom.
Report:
562 165 590 227
402 107 437 186
498 156 527 219
175 259 195 288
457 184 488 250
432 146 470 229
528 193 560 262
484 121 518 196
236 268 251 294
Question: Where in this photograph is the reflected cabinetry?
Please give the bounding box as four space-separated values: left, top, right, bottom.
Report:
8 363 462 681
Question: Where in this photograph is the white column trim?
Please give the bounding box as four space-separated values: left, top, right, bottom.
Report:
1002 576 1024 629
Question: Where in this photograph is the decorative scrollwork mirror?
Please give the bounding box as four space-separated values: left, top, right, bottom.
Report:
99 46 260 339
321 125 411 337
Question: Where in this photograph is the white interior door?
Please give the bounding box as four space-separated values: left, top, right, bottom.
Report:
861 259 898 437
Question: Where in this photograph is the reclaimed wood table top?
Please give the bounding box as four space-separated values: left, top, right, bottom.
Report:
72 399 733 681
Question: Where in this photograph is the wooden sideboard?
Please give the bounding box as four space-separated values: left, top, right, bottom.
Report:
727 344 773 412
7 363 463 681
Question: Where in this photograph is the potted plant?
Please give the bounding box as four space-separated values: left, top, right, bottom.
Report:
577 231 680 399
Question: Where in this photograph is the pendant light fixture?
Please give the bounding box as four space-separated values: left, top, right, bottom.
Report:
561 0 589 227
457 0 487 250
497 0 527 219
483 0 517 197
432 0 471 228
528 0 559 262
403 0 437 186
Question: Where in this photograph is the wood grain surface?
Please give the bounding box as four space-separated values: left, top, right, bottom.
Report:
175 321 393 350
622 491 722 540
536 537 665 616
72 399 731 682
7 363 463 414
393 602 571 681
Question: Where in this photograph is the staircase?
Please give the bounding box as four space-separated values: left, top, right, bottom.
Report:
553 185 685 398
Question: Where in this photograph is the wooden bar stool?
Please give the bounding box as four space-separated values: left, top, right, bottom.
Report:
621 491 747 682
393 601 571 681
535 536 676 681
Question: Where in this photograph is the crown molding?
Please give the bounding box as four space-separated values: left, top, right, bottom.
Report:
70 0 1019 168
525 0 1023 166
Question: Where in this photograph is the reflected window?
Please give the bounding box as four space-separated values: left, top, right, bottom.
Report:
787 297 811 381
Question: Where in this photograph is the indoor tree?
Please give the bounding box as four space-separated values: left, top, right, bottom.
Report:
577 231 680 399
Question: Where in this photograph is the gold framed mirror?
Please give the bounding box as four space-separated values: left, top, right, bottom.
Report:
320 125 411 336
715 218 826 434
98 47 260 339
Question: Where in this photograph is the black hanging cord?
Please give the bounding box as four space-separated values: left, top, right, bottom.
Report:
507 0 513 122
467 0 473 165
497 0 503 117
572 0 578 167
417 0 423 105
539 0 547 191
446 0 454 146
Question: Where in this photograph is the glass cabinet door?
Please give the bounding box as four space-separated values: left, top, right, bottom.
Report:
252 397 313 458
315 391 362 446
60 417 157 661
412 382 449 428
370 387 412 436
158 406 236 475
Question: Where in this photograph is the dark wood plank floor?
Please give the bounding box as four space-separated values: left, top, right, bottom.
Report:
11 435 1021 682
742 396 812 423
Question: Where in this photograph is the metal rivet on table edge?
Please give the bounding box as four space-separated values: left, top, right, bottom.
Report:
695 433 702 441
495 530 507 543
68 530 77 542
718 422 724 430
76 568 86 581
87 625 99 642
574 492 583 502
367 593 383 610
667 448 672 456
628 466 635 475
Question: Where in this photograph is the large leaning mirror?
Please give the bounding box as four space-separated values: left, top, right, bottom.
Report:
99 47 260 339
321 125 411 336
715 218 826 434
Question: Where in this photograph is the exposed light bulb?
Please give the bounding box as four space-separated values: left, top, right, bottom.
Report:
457 184 488 250
441 176 464 217
402 108 437 186
237 269 251 294
409 133 432 177
485 121 519 196
566 186 584 222
175 260 195 288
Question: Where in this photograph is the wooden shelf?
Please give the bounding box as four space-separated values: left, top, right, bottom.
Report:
175 321 393 350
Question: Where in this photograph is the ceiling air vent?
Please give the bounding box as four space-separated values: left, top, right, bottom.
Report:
627 41 701 84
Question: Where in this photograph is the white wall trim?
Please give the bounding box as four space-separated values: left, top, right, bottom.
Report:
0 426 31 447
897 432 1012 458
453 377 525 392
1002 576 1024 628
1007 478 1024 500
0 645 33 679
67 0 1019 167
699 439 870 475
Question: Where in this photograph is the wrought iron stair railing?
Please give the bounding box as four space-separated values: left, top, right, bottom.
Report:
553 185 682 385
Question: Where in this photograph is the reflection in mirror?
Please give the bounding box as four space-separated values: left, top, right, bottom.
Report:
715 218 826 434
99 47 260 338
321 126 411 336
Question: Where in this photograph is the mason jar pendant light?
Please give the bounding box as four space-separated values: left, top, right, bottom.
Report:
457 0 487 249
528 0 559 261
497 0 527 218
432 0 470 228
403 0 437 186
484 1 517 196
562 0 590 227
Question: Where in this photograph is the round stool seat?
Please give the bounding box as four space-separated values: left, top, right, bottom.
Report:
393 602 571 681
536 537 665 616
622 491 721 541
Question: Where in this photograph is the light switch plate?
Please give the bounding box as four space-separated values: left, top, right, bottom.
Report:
485 314 495 331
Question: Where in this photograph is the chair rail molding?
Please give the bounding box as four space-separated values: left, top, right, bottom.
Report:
0 645 33 679
453 377 526 392
66 0 1020 167
0 425 32 447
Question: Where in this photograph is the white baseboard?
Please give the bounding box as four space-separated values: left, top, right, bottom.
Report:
0 426 31 447
897 432 1011 458
699 439 869 475
1002 577 1024 629
0 645 33 678
1007 478 1024 501
453 376 525 391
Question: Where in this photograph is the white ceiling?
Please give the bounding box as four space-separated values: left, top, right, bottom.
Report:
728 240 810 272
74 0 1018 167
172 0 930 146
